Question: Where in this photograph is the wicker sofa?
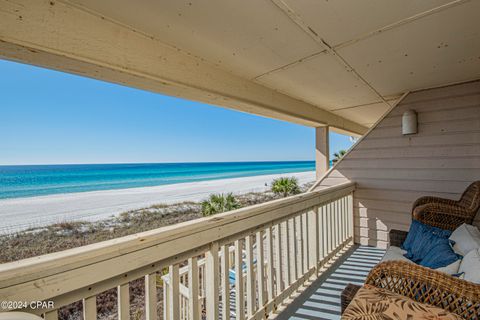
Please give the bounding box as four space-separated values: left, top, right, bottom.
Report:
342 261 480 318
341 182 480 318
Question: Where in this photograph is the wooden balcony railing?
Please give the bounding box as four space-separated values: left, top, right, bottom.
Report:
0 182 355 320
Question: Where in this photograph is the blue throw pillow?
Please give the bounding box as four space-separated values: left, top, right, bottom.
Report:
402 220 422 252
420 238 461 269
402 220 452 262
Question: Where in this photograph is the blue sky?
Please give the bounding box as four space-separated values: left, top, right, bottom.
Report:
0 59 354 165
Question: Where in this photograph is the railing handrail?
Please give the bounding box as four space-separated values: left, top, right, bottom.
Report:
0 181 355 303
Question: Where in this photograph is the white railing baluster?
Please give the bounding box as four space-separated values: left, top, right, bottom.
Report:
206 243 219 320
265 227 275 301
220 245 230 320
245 235 255 317
235 239 245 320
289 219 297 282
145 273 157 320
274 224 284 295
320 205 326 260
256 231 266 308
308 207 319 272
334 200 339 248
168 265 180 320
283 221 291 287
302 212 309 273
118 283 130 320
296 215 303 278
349 193 354 239
83 296 96 320
188 257 200 320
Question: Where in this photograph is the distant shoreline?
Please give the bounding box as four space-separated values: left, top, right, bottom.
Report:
0 171 315 234
0 160 315 199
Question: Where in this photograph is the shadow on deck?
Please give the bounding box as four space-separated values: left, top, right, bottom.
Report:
277 245 386 320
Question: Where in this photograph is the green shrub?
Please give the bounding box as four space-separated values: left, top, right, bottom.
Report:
271 177 301 197
333 149 347 163
201 193 241 216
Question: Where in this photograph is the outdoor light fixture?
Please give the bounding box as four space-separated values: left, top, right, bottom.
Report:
402 109 418 135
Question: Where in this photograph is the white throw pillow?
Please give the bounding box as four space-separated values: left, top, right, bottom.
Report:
459 248 480 284
449 223 480 255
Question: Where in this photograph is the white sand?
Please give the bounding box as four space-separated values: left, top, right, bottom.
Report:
0 171 315 234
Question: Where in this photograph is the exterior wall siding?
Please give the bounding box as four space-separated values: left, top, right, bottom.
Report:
314 80 480 248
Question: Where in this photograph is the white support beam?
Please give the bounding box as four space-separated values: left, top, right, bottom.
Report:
315 126 330 180
0 0 367 135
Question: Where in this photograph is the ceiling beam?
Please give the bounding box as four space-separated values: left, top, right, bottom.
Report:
0 0 368 135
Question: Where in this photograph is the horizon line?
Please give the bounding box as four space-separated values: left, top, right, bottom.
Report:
0 159 316 167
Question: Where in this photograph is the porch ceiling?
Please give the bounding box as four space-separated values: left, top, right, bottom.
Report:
67 0 480 127
1 0 479 131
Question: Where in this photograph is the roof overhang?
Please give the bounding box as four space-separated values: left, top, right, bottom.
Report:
1 0 479 135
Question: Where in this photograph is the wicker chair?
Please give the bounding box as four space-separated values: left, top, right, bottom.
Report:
342 262 480 318
412 180 480 231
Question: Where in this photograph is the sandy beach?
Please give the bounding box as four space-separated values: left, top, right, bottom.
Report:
0 171 315 233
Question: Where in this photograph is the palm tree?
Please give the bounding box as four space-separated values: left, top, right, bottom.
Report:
332 149 347 164
201 193 241 216
271 177 301 197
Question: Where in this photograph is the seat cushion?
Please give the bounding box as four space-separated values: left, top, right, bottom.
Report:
383 246 461 275
459 247 480 284
342 284 462 320
381 246 410 263
449 223 480 255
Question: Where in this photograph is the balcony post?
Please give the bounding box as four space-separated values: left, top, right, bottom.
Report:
315 126 330 180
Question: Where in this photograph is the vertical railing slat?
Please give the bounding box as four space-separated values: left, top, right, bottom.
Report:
245 235 255 317
296 215 303 278
118 283 130 320
302 212 309 273
308 207 319 272
283 221 291 287
168 265 180 320
265 227 275 301
83 296 96 320
289 218 297 282
349 193 354 239
188 257 200 320
256 231 266 308
320 205 326 260
274 224 284 295
235 239 245 320
206 243 219 320
145 273 157 320
220 245 230 320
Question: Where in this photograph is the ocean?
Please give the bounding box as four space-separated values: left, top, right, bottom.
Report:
0 161 315 199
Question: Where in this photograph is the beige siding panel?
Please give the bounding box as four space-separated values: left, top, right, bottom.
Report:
341 157 480 169
316 80 480 247
347 144 480 159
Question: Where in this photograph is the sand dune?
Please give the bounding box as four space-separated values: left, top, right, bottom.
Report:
0 171 315 233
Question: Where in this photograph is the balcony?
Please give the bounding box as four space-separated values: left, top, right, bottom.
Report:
0 183 355 320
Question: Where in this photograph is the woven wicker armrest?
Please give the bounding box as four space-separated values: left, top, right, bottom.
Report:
341 283 361 314
389 229 408 247
413 203 474 231
366 261 480 319
412 196 458 210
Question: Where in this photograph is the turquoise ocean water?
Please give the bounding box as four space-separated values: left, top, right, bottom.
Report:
0 161 315 200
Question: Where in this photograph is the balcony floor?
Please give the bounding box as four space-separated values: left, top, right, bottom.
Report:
277 245 386 320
